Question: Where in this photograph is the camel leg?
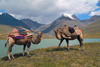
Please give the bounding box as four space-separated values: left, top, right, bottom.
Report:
23 44 26 56
7 46 15 60
66 40 70 51
7 46 11 60
27 42 31 57
79 39 84 51
57 39 64 49
77 36 84 51
10 52 15 60
9 46 15 60
81 40 84 51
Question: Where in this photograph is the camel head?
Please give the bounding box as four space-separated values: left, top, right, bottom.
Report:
54 28 59 33
54 28 62 40
37 32 42 38
32 32 42 44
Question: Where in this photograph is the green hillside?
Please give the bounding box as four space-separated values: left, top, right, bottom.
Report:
0 25 14 33
82 19 100 38
0 25 22 40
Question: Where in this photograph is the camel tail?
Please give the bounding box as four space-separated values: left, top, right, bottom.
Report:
5 43 7 48
5 37 9 48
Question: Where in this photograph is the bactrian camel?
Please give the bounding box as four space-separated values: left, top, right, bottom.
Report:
5 32 42 60
54 25 84 51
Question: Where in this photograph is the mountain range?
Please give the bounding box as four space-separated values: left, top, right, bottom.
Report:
80 15 100 25
21 19 43 30
0 13 31 30
82 18 100 34
42 14 86 34
0 13 100 35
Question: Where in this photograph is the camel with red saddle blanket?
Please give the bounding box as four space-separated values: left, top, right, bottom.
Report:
54 25 84 51
4 28 42 60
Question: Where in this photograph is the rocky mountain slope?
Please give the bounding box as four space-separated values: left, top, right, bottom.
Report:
82 18 100 34
0 12 100 35
80 15 100 25
21 19 43 30
42 13 86 35
0 13 31 30
35 24 51 32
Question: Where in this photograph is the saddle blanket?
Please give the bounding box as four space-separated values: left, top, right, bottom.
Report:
19 29 27 36
75 29 81 35
68 26 82 35
15 36 25 39
8 35 15 38
8 35 25 39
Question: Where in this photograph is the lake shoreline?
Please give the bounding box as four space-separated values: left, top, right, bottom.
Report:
0 38 100 58
0 33 100 40
0 42 100 67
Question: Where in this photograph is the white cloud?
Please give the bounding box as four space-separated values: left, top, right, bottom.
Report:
90 10 100 16
0 0 99 24
0 12 2 15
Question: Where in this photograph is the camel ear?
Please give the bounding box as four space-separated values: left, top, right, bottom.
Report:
64 25 67 27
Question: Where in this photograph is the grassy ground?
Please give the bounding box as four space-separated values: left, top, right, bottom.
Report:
42 33 100 39
83 33 100 38
0 42 100 67
0 34 8 40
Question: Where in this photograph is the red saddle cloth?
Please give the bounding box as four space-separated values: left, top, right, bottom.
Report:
8 28 27 39
8 35 15 38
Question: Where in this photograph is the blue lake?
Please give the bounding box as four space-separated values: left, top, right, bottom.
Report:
0 38 100 58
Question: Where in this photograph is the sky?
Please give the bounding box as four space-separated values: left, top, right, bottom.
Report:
0 0 100 24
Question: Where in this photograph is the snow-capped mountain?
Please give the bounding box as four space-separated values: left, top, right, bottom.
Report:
42 13 86 34
62 13 75 20
0 12 100 35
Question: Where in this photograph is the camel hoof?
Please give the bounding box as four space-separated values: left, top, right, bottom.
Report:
13 58 15 60
56 49 59 51
68 50 70 51
56 48 59 50
9 59 12 61
82 50 84 51
27 55 30 58
22 53 25 56
79 48 81 51
22 55 24 56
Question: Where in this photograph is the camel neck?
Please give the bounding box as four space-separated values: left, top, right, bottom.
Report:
55 31 62 40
